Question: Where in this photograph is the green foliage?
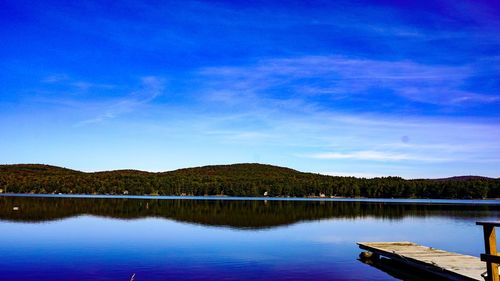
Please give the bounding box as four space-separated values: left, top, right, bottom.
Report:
0 164 498 199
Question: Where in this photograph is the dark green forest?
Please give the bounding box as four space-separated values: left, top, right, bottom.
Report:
0 163 499 199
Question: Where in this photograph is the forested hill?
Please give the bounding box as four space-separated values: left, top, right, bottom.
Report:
0 163 499 199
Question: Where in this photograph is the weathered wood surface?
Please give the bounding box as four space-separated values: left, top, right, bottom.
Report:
477 222 500 281
358 242 486 281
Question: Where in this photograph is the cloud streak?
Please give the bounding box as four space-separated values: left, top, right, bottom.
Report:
198 56 500 107
76 76 165 125
306 150 450 162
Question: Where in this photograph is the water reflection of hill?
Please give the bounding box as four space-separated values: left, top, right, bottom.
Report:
1 196 499 229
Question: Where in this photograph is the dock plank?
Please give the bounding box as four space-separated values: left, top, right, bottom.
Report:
358 242 486 281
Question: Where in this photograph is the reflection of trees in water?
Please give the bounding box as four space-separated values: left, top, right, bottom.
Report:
1 196 499 229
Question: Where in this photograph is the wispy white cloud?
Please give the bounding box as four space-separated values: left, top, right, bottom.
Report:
41 74 116 92
198 56 499 106
305 150 450 162
76 76 165 125
69 81 115 91
204 130 276 142
42 74 70 83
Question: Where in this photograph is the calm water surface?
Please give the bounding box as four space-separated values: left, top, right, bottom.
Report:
0 195 499 280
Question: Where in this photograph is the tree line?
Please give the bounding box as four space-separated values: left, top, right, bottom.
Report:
1 163 499 199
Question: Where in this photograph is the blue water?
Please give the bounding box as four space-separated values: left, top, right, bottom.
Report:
0 194 498 280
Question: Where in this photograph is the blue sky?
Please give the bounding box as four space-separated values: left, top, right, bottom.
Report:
1 0 499 178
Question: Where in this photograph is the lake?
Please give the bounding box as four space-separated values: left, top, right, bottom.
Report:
0 195 499 280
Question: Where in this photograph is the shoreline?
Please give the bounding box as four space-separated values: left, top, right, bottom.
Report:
1 193 500 205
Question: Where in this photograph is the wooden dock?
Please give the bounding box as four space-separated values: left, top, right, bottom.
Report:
357 242 486 281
